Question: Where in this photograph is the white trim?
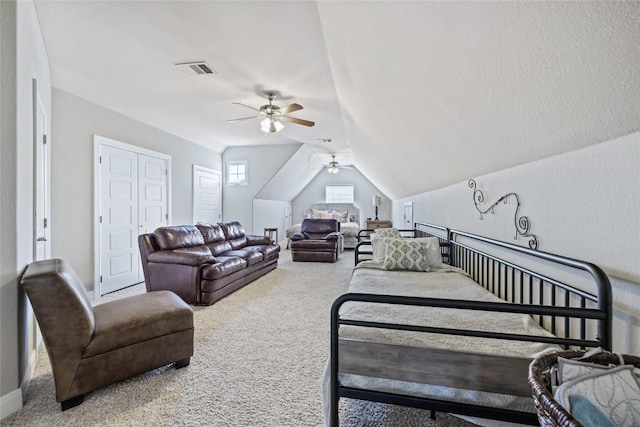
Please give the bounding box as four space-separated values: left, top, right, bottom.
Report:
93 135 172 299
0 388 23 420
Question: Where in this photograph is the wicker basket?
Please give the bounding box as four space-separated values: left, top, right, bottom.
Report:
528 350 640 427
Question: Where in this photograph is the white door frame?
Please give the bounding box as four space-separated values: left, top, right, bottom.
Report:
32 79 50 261
93 135 172 299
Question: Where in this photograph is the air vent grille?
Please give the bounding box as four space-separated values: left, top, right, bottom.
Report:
175 61 216 76
315 138 333 143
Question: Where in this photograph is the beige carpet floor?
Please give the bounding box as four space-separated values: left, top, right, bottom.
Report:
4 246 477 427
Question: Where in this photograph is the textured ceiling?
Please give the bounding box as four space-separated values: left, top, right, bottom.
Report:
35 1 640 199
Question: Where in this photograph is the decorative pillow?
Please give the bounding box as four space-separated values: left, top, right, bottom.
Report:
554 365 640 427
375 228 401 238
558 357 613 384
382 238 430 272
370 234 386 263
331 210 349 222
568 395 616 427
413 237 444 268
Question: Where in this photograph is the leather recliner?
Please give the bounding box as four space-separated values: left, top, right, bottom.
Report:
20 258 194 410
290 219 341 262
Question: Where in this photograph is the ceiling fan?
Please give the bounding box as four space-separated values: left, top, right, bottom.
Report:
325 154 353 174
227 91 315 133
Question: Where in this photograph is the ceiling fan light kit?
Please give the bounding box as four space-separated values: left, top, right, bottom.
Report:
228 91 314 134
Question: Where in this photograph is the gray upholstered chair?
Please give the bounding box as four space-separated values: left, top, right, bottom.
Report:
290 219 341 262
20 258 194 410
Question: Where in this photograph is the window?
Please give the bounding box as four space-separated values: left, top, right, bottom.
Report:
225 161 247 185
326 185 354 203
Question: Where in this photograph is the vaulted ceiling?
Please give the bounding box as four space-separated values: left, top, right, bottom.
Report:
34 1 639 199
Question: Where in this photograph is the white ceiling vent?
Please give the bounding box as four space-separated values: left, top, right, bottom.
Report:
175 61 216 76
315 138 333 143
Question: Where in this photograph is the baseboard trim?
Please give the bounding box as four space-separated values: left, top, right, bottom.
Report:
0 388 22 420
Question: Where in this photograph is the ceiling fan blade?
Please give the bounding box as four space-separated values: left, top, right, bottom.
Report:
279 103 303 114
226 116 262 123
231 102 261 112
280 116 315 127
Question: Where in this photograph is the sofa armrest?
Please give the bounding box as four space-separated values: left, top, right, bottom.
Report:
290 232 307 241
324 231 340 241
148 250 216 266
246 235 272 245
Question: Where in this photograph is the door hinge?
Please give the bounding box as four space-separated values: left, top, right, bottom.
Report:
165 169 168 175
100 275 103 283
165 214 168 220
99 156 102 164
43 218 48 228
43 135 47 144
99 215 102 223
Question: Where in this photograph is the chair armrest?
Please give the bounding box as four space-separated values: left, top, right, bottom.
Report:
290 232 307 241
325 232 340 241
148 250 216 266
246 235 272 245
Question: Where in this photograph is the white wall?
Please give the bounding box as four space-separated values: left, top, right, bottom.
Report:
51 88 222 289
222 144 300 234
0 0 51 417
252 199 289 244
393 132 640 354
292 167 390 227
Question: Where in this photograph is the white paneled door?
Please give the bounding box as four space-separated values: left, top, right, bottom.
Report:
97 137 169 295
192 165 221 224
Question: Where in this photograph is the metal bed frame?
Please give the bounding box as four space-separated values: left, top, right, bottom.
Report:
329 222 612 426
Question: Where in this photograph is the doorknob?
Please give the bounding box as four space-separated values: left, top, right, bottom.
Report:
36 237 47 242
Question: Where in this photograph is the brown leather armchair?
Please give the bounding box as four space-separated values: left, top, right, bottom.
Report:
20 259 194 410
290 219 341 262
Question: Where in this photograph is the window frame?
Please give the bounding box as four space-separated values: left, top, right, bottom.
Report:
225 160 248 186
325 184 354 203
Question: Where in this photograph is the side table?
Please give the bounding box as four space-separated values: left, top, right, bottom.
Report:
264 227 278 244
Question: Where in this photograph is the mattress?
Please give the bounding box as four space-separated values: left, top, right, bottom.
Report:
323 261 560 423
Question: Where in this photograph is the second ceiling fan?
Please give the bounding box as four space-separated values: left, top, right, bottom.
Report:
227 91 315 133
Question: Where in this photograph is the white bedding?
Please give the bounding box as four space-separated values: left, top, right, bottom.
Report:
323 261 560 424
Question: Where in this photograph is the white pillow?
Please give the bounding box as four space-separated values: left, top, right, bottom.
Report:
382 238 430 272
413 237 444 268
554 365 640 427
370 233 385 263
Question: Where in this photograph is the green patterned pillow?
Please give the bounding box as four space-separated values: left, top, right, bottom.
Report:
375 228 401 238
382 238 430 272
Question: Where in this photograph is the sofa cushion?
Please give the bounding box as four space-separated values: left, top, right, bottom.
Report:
220 221 248 249
225 248 264 266
154 225 204 250
196 223 226 243
201 256 247 280
206 241 233 256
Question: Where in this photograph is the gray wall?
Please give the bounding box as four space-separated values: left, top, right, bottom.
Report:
222 144 300 233
393 132 640 354
1 0 52 415
51 88 222 288
292 167 389 227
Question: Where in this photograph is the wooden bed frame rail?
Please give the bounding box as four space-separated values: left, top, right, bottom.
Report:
331 222 612 426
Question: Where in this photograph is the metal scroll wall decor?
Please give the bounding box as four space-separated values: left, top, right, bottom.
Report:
468 179 539 249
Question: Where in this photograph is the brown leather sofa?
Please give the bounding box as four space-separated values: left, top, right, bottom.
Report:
20 258 194 410
290 219 341 262
139 221 280 305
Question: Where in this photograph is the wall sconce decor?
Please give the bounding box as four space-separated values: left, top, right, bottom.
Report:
468 179 538 249
372 195 381 220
